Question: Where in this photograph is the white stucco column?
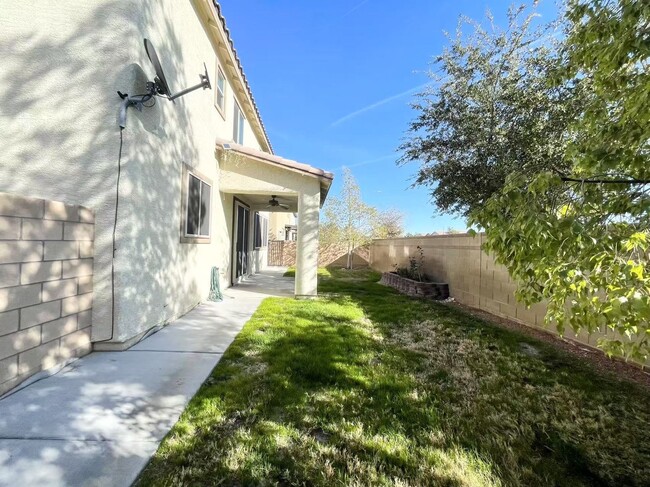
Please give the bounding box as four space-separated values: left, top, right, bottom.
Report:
295 183 320 297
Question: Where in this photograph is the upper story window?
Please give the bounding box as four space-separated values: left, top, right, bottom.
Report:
214 66 226 117
285 225 297 242
181 165 212 243
233 101 245 145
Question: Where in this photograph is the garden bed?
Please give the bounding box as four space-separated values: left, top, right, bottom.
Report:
380 271 449 299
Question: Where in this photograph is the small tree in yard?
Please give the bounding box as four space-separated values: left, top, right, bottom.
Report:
399 3 585 216
321 168 404 268
403 0 650 361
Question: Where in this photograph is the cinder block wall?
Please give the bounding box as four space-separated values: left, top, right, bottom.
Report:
0 193 94 395
369 234 638 361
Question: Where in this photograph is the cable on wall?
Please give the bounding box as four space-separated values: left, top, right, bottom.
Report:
96 127 124 343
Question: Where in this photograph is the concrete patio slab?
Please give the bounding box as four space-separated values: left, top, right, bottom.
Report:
0 269 291 487
232 269 295 297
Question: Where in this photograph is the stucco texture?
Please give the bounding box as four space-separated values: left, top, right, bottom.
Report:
0 0 268 344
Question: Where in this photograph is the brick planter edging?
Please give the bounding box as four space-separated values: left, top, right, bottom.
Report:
380 272 449 300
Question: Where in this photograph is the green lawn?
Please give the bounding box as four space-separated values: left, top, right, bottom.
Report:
282 266 332 278
137 270 650 486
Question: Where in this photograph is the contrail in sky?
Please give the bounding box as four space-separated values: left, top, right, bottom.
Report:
331 82 429 127
342 0 371 17
339 154 396 170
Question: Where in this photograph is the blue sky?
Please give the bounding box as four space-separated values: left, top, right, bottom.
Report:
221 0 559 234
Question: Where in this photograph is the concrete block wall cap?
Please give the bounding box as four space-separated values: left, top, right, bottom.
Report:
0 193 44 218
78 207 94 223
44 201 79 222
0 193 94 223
371 233 483 241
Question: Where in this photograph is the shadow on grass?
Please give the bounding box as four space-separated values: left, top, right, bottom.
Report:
137 271 650 487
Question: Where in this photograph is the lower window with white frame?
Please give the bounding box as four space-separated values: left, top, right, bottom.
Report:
181 165 212 243
254 212 269 249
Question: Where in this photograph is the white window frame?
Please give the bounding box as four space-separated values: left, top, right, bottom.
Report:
214 64 226 118
261 216 268 247
254 212 269 249
233 100 245 145
180 165 212 244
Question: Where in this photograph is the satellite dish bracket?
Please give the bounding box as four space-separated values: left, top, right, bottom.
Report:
117 39 211 128
167 64 211 101
117 89 155 129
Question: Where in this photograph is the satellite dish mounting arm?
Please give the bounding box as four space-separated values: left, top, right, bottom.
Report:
167 64 211 101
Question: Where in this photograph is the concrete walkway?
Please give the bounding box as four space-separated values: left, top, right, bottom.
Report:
0 268 293 487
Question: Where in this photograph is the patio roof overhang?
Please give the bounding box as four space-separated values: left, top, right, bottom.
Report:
216 138 334 297
215 138 333 208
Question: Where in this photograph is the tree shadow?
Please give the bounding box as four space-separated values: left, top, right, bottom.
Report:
137 293 502 486
0 344 219 486
141 273 650 485
0 1 232 346
0 1 246 482
316 276 650 486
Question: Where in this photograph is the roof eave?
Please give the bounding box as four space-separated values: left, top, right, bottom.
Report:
215 138 334 207
197 1 273 154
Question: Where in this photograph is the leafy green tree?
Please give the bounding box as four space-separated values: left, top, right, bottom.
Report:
399 3 584 216
471 0 650 361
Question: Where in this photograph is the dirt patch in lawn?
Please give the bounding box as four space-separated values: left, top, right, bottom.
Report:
446 301 650 390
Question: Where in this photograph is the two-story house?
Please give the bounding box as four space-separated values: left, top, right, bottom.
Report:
0 0 332 393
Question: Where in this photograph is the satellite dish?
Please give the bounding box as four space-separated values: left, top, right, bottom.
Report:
143 38 211 101
144 38 172 97
117 39 212 128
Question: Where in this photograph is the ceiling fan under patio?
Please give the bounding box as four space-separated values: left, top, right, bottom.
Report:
265 195 290 210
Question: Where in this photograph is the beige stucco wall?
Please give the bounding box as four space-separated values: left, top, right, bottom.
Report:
0 0 270 345
370 235 643 362
269 212 296 241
